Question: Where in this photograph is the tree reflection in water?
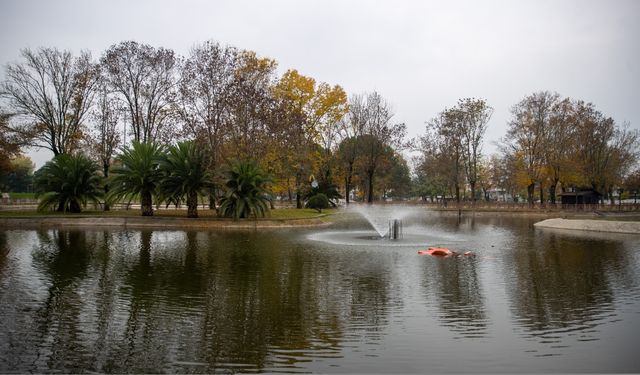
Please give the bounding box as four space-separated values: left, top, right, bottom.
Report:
30 230 94 372
2 221 637 373
504 230 636 345
0 232 7 277
22 229 394 373
421 255 488 339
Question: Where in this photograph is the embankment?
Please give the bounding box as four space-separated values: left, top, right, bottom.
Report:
534 218 640 234
0 215 331 230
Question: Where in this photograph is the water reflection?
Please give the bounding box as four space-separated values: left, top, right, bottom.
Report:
0 222 639 373
0 231 7 278
421 256 488 339
2 229 394 373
30 230 95 371
504 229 636 346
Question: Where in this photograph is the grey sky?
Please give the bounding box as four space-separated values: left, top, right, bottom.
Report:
1 0 639 167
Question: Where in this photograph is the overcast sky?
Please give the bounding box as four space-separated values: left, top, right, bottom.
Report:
1 0 639 167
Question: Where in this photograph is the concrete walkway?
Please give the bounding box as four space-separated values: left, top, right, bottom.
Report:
534 218 640 234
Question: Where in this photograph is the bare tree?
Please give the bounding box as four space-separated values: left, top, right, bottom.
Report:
178 41 239 208
606 122 639 204
86 82 121 210
1 48 99 155
458 98 493 203
0 112 22 175
359 92 406 203
546 96 574 204
336 94 369 203
224 51 277 162
101 41 177 144
504 91 557 206
425 107 465 203
574 100 639 203
572 100 614 199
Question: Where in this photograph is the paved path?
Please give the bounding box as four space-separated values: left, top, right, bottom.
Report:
534 218 640 234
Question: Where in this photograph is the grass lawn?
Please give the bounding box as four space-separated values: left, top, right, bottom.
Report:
7 192 36 199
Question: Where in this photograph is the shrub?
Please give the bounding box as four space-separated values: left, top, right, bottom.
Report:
34 154 103 213
303 179 341 207
218 161 272 220
306 193 329 213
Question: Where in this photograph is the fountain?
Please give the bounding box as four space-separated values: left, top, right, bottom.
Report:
388 219 402 240
308 204 466 248
349 204 414 238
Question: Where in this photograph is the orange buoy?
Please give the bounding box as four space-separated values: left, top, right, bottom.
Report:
418 247 453 256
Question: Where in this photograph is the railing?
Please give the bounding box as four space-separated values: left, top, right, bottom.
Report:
413 200 640 212
0 198 38 206
2 197 639 212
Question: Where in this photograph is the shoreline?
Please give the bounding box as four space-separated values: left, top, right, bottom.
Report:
0 215 333 230
534 218 640 234
1 208 639 232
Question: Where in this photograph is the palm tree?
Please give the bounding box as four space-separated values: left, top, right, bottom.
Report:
159 141 213 218
218 161 272 220
109 141 165 216
34 154 103 213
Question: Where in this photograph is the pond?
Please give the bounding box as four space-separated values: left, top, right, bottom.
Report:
1 212 639 373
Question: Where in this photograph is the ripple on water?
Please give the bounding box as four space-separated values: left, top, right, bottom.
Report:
307 230 465 247
2 221 640 373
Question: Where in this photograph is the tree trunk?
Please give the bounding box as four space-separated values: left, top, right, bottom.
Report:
296 190 303 209
470 181 476 204
619 189 624 209
103 163 110 211
187 190 198 218
208 185 219 211
345 162 353 204
527 183 535 207
367 170 375 203
539 183 545 208
295 173 303 208
141 190 153 216
344 176 351 204
609 187 615 205
549 180 558 206
69 200 82 213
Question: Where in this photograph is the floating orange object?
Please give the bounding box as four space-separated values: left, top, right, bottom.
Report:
418 247 453 256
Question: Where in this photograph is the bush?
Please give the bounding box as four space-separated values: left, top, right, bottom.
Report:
218 160 272 219
303 179 341 207
306 193 329 213
34 154 103 213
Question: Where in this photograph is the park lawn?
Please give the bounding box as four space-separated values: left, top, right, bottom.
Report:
8 192 36 199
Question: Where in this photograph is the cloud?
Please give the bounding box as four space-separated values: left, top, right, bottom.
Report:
1 0 638 166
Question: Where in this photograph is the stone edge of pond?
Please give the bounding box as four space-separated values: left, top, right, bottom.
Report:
534 218 640 234
0 215 333 230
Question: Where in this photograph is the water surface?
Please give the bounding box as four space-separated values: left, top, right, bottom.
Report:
1 213 639 372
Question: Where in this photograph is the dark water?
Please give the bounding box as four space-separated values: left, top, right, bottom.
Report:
1 213 639 373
